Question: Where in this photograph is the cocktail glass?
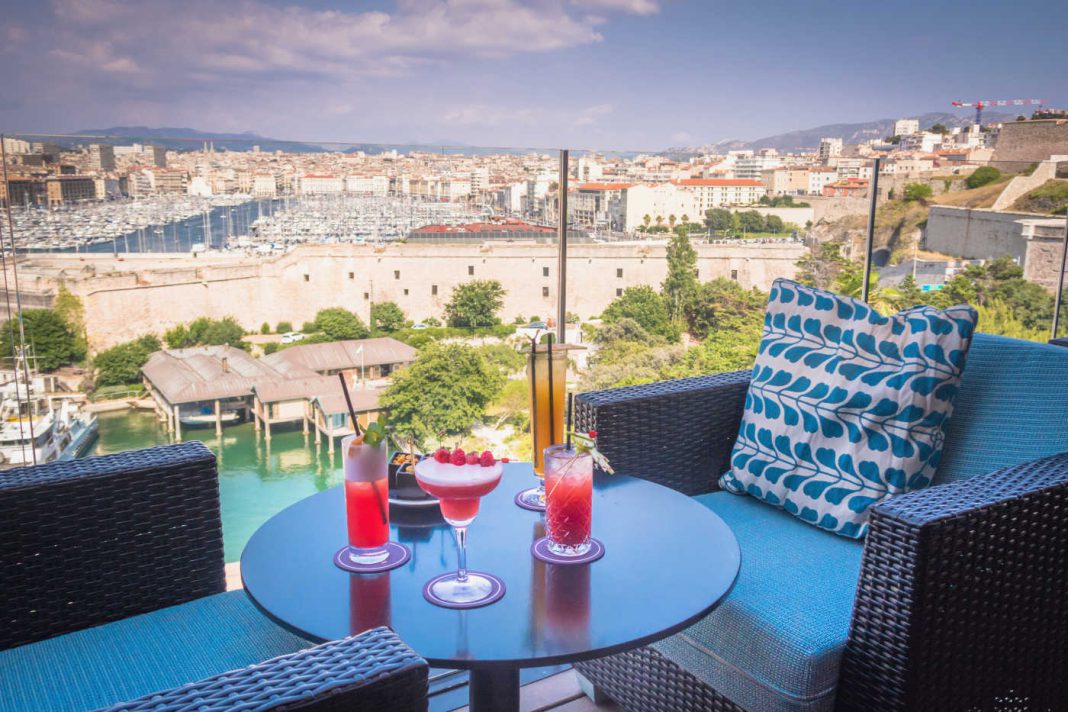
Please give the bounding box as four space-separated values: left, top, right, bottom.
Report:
544 444 593 557
343 434 391 565
414 456 504 605
517 345 568 509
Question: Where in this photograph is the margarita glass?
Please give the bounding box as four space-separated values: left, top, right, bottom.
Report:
544 444 593 556
414 449 504 606
343 434 390 564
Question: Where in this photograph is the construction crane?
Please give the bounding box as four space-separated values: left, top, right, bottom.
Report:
951 98 1045 126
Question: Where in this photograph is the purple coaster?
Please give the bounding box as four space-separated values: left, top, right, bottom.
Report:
422 572 506 609
514 489 546 512
531 536 605 565
334 541 411 574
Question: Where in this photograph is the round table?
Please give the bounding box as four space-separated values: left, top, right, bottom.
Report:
241 462 740 712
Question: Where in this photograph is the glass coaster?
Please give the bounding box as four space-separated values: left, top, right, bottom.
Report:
422 571 506 609
333 541 411 573
531 537 605 565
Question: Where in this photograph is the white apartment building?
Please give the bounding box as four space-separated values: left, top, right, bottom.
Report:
577 156 604 182
1 137 30 155
619 183 695 232
446 179 472 201
807 169 839 195
470 168 489 191
673 179 766 212
762 168 810 196
733 155 783 181
832 158 874 180
898 132 942 153
188 176 213 197
89 144 116 171
300 175 344 194
894 119 920 137
346 175 389 195
253 174 282 197
818 138 843 163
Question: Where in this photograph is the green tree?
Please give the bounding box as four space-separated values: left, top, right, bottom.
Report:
765 215 785 233
260 322 271 334
684 279 767 340
662 229 699 321
704 208 733 233
93 334 161 387
263 342 279 355
313 308 370 341
165 316 247 349
276 320 293 333
370 301 407 333
895 274 924 308
602 286 679 341
642 214 652 231
965 166 1002 189
795 242 849 290
929 123 948 134
738 210 765 233
53 286 87 362
379 342 504 447
444 280 506 328
668 214 677 228
0 309 81 371
903 183 933 202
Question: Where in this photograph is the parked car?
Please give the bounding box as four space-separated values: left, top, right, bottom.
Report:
411 323 430 330
528 321 548 330
281 332 305 344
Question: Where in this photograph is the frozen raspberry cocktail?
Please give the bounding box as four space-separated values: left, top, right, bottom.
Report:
415 448 504 606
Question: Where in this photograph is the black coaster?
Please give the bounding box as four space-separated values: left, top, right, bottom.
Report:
514 489 546 512
333 541 411 574
531 536 605 565
422 572 506 609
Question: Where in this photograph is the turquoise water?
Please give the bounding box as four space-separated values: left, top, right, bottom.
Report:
89 410 343 562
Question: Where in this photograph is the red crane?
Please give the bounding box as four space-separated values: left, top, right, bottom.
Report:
951 98 1045 126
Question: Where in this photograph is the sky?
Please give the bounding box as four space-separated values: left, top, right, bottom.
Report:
1 0 1066 150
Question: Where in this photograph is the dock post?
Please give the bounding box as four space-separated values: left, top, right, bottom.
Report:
253 398 261 433
265 415 271 443
173 405 182 441
215 399 222 436
327 423 334 454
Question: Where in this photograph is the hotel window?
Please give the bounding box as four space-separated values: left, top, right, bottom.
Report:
432 285 438 296
394 270 401 280
468 265 475 275
616 288 623 297
542 266 549 277
542 287 549 297
616 268 623 278
348 272 354 280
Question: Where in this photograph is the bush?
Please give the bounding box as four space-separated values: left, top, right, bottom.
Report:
301 321 316 333
602 286 679 342
263 342 279 355
164 317 246 349
965 166 1001 189
903 183 933 202
93 335 161 387
276 321 293 333
260 322 271 334
445 280 506 328
313 307 370 341
371 301 407 333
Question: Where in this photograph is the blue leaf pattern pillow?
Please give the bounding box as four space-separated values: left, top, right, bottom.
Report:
719 279 978 538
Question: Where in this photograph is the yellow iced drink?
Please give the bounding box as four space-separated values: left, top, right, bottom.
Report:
528 347 568 474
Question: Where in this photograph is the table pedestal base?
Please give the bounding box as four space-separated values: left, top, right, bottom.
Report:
469 666 519 712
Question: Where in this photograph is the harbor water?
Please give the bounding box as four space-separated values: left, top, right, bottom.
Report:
89 409 342 562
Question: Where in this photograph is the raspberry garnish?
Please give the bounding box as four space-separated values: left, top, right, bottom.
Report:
465 452 480 465
434 448 450 464
588 430 597 438
450 448 466 466
501 457 510 463
479 450 495 467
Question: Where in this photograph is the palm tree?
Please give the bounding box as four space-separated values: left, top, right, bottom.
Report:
655 215 664 227
668 214 677 228
642 214 652 229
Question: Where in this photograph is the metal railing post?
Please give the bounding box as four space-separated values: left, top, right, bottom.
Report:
557 149 568 342
861 157 881 303
1052 212 1068 340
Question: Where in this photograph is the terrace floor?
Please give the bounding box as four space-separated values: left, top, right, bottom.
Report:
223 562 616 712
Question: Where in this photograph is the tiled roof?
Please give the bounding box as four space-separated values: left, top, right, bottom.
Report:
261 337 417 374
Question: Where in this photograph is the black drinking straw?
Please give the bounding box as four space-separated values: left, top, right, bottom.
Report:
546 333 556 446
337 372 363 436
565 392 574 450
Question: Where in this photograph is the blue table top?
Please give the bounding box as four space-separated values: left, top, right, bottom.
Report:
241 462 740 669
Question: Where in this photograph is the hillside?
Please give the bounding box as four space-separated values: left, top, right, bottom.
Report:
929 179 1013 209
1010 180 1068 215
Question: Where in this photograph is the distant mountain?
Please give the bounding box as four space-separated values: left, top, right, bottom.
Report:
70 126 321 153
674 111 1018 155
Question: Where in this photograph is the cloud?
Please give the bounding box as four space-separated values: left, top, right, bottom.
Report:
574 103 613 127
571 0 660 15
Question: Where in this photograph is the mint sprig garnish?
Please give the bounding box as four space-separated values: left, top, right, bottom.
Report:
570 430 614 474
362 418 389 447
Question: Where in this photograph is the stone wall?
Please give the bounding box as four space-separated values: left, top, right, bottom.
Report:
991 120 1068 171
6 241 805 350
924 206 1040 263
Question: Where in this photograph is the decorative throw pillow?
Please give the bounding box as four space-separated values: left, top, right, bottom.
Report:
720 279 978 538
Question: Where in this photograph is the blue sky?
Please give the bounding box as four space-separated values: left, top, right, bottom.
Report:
1 0 1065 149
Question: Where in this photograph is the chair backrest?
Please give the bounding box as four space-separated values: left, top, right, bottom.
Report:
934 333 1068 484
0 442 224 650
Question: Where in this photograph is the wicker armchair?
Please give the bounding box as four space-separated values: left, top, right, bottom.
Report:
573 332 1068 711
0 443 427 712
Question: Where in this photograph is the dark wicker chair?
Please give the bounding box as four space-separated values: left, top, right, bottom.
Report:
0 442 427 712
573 333 1068 711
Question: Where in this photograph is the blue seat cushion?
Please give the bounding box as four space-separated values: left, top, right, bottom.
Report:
934 333 1068 484
0 591 310 711
653 492 863 712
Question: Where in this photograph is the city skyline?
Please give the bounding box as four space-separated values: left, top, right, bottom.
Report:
1 0 1067 149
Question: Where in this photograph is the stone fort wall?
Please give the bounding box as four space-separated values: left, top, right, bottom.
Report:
7 241 805 350
992 120 1068 170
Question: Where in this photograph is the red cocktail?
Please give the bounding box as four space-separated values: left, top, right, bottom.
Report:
414 448 504 606
343 435 390 564
544 444 593 556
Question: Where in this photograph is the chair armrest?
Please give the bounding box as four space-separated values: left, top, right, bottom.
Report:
0 442 225 651
839 452 1068 711
575 370 750 495
102 626 428 712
